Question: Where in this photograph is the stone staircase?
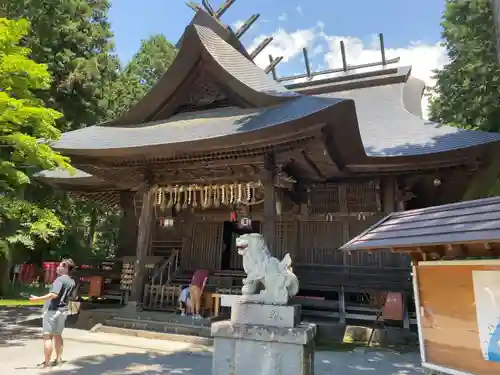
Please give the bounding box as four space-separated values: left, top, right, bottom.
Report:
103 315 211 337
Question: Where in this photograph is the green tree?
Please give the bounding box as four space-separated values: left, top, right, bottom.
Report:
109 34 177 117
429 0 500 132
0 18 72 291
0 0 120 130
1 1 123 266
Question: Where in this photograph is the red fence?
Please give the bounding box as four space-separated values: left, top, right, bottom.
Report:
15 262 59 285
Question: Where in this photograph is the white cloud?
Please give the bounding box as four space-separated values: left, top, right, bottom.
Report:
249 26 448 119
278 13 288 22
249 28 317 68
232 20 245 31
296 6 304 16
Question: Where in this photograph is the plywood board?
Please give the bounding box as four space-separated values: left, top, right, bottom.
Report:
472 270 500 362
417 262 500 374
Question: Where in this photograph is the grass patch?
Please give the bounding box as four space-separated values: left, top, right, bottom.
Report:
0 283 48 307
0 298 44 307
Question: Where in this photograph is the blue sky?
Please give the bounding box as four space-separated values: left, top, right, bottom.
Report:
109 0 447 85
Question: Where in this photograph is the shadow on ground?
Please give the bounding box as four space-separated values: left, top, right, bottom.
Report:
38 349 423 375
44 351 209 375
0 307 43 347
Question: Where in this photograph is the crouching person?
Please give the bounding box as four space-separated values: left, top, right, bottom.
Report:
30 259 76 368
179 286 191 316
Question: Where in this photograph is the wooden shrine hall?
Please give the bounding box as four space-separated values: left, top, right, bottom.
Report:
38 3 500 319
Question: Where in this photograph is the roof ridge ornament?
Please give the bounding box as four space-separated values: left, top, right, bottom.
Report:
275 33 401 84
186 0 237 20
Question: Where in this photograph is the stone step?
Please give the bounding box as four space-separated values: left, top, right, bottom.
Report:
92 323 213 346
103 317 212 338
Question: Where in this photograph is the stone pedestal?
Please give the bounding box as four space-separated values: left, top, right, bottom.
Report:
211 302 316 375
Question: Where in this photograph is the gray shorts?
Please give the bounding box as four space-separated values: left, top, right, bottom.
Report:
42 310 67 335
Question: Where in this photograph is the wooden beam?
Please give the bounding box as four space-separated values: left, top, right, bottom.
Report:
300 150 324 179
250 37 273 60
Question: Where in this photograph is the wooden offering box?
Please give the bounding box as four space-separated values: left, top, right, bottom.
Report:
341 197 500 375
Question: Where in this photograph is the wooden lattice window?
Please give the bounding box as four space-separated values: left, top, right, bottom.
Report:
309 184 340 214
274 221 295 260
346 180 381 212
276 190 295 213
297 221 345 265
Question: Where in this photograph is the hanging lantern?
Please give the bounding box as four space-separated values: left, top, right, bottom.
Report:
239 216 252 229
159 216 175 228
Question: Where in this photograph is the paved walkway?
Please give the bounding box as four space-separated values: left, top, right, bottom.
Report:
0 308 424 375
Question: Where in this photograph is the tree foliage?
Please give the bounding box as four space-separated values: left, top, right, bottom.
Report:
0 18 71 248
108 34 177 117
0 2 179 269
0 0 120 130
429 0 500 132
0 1 123 264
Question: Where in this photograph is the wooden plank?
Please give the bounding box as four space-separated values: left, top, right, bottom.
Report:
417 264 500 375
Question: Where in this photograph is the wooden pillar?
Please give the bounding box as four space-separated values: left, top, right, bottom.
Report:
339 184 350 274
131 186 156 306
380 177 396 213
117 191 138 259
262 153 277 252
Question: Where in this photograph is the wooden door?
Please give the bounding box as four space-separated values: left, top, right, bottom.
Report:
189 222 223 270
229 231 243 270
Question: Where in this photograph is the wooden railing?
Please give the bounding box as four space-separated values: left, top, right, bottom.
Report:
151 248 181 286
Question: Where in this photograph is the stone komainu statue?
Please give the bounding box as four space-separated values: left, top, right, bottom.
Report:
236 233 299 305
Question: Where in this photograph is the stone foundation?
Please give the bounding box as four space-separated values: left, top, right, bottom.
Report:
211 302 317 375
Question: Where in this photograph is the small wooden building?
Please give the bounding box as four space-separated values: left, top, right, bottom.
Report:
38 7 500 318
341 197 500 375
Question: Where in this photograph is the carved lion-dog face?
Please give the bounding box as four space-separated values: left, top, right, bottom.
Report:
235 233 265 256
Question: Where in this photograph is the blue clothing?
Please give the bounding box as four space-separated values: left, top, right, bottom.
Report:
180 287 190 303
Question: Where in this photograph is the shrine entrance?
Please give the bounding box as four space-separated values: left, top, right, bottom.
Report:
220 220 261 271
